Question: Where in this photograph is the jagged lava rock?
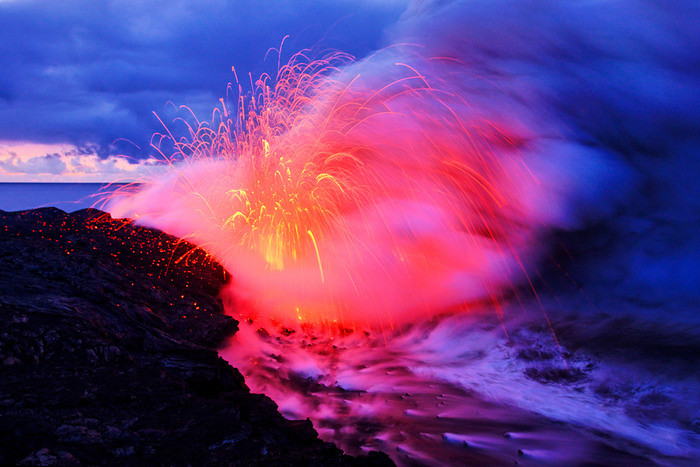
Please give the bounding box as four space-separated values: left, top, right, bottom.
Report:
0 207 392 466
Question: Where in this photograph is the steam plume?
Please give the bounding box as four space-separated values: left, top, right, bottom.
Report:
109 0 699 326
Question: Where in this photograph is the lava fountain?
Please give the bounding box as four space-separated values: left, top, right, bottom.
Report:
109 46 596 328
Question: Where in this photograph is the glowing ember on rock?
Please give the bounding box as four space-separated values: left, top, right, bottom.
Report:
108 47 568 327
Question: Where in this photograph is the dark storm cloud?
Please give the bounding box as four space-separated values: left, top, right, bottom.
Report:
0 0 407 156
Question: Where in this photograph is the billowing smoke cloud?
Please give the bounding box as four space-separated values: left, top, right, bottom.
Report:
109 0 699 327
388 0 700 323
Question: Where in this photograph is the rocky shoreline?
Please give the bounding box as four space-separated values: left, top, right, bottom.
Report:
0 208 392 466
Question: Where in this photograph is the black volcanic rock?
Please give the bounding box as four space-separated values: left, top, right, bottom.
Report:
0 208 393 466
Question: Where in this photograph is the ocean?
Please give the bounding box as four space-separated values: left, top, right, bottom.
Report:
0 183 121 213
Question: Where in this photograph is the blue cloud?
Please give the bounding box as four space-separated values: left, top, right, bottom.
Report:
0 0 407 156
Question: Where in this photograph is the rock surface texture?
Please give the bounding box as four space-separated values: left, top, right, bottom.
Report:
0 208 392 466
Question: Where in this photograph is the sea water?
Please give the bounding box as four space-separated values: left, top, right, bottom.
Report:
0 183 119 212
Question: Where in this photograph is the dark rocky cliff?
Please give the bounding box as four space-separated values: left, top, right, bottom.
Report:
0 208 391 466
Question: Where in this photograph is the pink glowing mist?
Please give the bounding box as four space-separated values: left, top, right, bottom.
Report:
108 44 613 327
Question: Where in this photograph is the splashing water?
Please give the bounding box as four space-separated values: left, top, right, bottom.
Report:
109 0 700 464
219 305 700 465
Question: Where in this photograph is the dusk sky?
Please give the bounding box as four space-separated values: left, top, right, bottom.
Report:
0 0 408 182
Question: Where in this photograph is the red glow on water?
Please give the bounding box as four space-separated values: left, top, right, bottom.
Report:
109 48 551 328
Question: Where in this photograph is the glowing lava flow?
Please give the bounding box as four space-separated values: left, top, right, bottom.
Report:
109 48 564 327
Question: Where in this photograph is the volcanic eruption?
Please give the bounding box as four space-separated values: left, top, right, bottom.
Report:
109 45 599 328
109 0 700 464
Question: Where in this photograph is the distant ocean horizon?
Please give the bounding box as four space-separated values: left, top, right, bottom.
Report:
0 183 134 213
